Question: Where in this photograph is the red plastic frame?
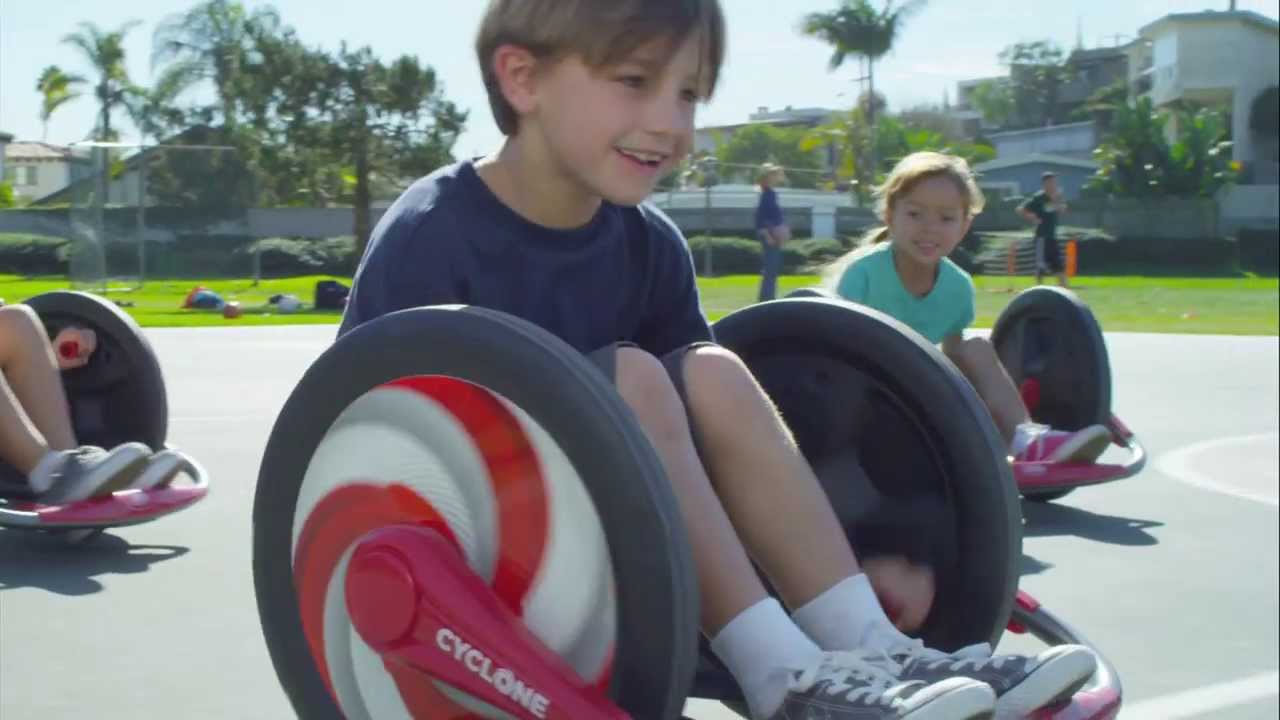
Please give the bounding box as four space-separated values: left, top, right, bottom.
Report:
345 525 629 720
1013 414 1146 493
346 526 1121 720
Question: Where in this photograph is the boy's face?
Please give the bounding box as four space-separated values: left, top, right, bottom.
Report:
1043 176 1059 195
886 175 973 266
527 32 705 206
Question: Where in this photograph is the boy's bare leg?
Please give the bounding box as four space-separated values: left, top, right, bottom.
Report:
612 347 770 634
0 305 77 472
678 346 861 611
944 337 1030 447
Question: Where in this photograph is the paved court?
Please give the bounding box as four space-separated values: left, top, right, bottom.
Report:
2 327 1277 719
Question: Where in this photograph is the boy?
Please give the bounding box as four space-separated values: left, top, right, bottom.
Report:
340 2 1095 718
1018 173 1070 288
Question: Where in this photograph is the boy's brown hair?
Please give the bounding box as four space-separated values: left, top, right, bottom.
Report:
476 0 726 136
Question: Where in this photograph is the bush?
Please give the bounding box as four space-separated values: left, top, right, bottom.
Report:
232 236 358 278
1238 228 1279 276
687 235 849 275
1075 235 1241 276
0 182 15 209
0 233 71 274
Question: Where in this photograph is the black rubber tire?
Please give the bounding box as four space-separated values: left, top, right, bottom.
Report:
253 306 700 720
991 286 1111 432
711 297 1021 651
784 287 838 300
0 291 168 492
25 290 169 450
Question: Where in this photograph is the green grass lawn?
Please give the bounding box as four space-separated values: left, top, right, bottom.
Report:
2 273 1276 335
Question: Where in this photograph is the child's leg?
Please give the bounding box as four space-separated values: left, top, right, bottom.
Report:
676 344 1098 717
943 337 1028 446
602 346 824 718
0 305 76 471
608 345 775 632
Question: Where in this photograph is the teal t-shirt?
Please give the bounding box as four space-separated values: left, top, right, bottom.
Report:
834 243 976 344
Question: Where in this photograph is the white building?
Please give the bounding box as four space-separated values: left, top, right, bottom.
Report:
1127 8 1279 182
2 142 84 202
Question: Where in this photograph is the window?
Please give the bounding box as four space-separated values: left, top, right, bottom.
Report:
9 165 40 186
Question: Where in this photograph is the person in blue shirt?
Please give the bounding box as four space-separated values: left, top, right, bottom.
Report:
340 3 1095 718
829 152 1110 466
755 162 790 302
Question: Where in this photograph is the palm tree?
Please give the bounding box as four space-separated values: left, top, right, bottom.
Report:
152 0 282 130
36 65 86 141
800 0 927 173
61 20 143 141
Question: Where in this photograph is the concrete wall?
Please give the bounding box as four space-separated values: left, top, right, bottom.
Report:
988 123 1098 160
1219 184 1280 234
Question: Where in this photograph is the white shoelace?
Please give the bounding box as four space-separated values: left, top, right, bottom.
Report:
789 650 913 707
890 640 1017 673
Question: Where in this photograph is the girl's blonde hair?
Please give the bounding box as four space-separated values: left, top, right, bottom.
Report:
822 151 986 286
757 162 784 187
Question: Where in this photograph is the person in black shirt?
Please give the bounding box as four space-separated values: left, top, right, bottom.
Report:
1018 172 1070 287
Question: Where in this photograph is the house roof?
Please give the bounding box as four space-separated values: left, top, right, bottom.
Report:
1141 9 1279 38
4 141 75 161
974 153 1099 173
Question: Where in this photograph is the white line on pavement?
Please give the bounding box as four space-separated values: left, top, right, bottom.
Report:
1157 433 1280 508
1122 670 1279 719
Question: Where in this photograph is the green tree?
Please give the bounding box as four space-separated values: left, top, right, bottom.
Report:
714 124 823 188
36 66 86 141
998 40 1072 128
968 79 1014 128
61 21 142 141
799 0 927 171
152 0 283 131
314 44 467 254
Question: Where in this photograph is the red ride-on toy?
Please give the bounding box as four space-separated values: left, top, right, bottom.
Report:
991 287 1147 502
252 299 1121 720
0 291 209 545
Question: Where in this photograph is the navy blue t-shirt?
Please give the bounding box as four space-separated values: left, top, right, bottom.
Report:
755 187 784 230
338 160 713 357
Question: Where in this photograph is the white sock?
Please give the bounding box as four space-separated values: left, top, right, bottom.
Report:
26 449 69 495
1010 422 1046 455
791 574 912 653
710 597 823 719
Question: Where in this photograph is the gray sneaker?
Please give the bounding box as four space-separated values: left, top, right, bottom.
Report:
887 642 1096 719
767 651 995 719
30 443 153 504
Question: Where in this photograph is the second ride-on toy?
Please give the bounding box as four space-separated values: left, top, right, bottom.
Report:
789 285 1146 503
0 291 209 544
252 297 1120 720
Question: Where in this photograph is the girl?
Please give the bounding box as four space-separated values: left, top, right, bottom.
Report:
754 162 790 302
826 152 1110 465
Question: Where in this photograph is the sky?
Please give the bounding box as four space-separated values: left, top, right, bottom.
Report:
2 0 1277 157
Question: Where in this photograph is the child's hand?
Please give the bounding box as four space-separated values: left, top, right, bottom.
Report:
52 327 97 370
863 556 936 633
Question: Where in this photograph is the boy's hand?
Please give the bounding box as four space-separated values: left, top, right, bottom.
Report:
863 556 936 633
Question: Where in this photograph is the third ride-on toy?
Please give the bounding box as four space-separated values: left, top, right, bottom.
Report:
251 295 1121 720
0 291 209 544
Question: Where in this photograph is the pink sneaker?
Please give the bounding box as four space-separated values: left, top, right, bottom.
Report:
1014 424 1112 464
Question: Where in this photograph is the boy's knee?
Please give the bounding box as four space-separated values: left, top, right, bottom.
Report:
681 345 757 411
613 346 687 432
0 304 43 338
